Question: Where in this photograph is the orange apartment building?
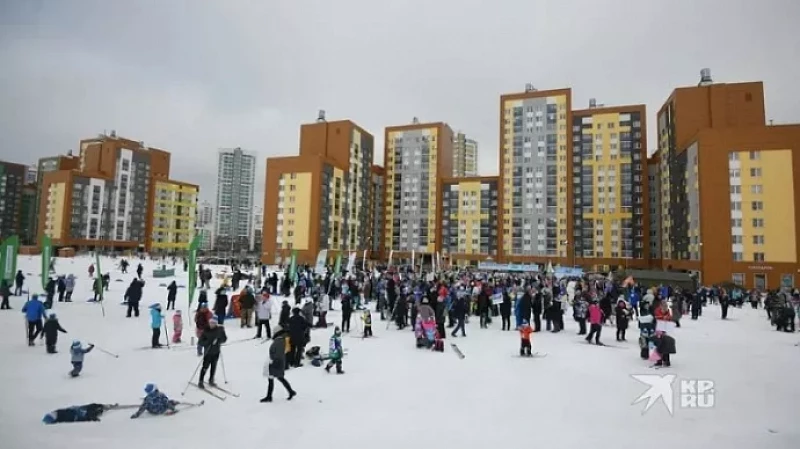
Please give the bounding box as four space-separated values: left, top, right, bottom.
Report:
655 71 800 289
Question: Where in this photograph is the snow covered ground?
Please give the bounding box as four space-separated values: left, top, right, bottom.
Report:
0 255 798 449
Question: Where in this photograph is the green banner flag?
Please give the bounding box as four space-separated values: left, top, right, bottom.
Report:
334 253 342 275
187 234 201 308
288 250 298 283
0 235 19 284
95 252 103 302
41 235 52 290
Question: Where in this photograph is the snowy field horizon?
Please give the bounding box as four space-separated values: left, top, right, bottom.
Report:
1 255 798 449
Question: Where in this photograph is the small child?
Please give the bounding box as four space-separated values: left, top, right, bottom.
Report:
362 309 372 338
324 327 344 374
172 310 183 344
519 320 533 357
70 340 95 377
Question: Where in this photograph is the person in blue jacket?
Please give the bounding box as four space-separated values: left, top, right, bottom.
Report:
131 384 178 418
149 304 164 348
22 294 47 346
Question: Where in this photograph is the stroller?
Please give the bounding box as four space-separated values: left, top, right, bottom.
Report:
415 317 444 352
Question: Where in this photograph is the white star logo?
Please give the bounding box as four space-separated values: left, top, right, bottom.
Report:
631 374 677 415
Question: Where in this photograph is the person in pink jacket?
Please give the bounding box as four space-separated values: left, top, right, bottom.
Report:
585 300 605 345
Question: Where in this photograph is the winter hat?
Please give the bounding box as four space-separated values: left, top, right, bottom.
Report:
273 325 284 335
144 383 157 394
48 312 57 319
71 340 81 347
175 310 182 315
42 412 57 424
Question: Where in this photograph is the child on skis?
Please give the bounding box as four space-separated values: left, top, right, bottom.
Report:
131 384 178 418
69 340 94 377
149 303 164 348
42 312 68 354
519 319 533 356
637 303 656 360
172 310 183 344
362 309 373 338
651 330 676 367
325 326 345 374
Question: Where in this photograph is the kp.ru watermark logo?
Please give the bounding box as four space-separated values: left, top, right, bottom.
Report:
632 374 715 415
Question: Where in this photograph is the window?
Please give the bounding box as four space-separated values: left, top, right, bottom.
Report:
732 252 743 261
732 273 745 285
751 201 763 211
731 201 742 211
750 167 762 177
732 235 743 244
753 252 765 262
750 185 763 194
728 152 739 161
752 218 764 228
749 150 761 160
731 218 742 228
730 185 741 194
752 235 765 245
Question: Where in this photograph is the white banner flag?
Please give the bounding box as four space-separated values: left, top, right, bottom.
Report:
314 250 328 276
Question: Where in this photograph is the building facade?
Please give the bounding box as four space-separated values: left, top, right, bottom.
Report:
0 161 26 241
441 177 499 266
571 103 649 270
647 153 662 265
197 225 214 251
369 165 385 258
20 184 38 245
148 179 198 253
452 132 478 177
252 206 263 252
215 148 256 253
499 87 572 263
654 75 799 288
34 153 80 244
197 200 214 228
384 121 454 262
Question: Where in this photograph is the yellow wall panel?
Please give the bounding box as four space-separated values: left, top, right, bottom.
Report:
761 150 796 262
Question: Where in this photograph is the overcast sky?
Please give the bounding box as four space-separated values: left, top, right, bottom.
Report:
1 0 798 206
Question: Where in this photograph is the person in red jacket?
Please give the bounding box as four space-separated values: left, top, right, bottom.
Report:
519 320 534 356
585 299 605 345
194 302 213 356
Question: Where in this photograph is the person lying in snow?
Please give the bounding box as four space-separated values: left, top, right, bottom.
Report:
131 384 179 418
42 403 113 424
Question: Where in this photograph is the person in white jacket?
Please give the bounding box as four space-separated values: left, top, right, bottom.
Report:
254 291 273 339
316 294 329 328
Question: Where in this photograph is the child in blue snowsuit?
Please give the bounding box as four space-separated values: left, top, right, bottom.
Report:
70 340 94 377
131 384 178 418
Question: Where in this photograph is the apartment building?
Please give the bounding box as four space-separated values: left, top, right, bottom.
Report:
647 153 662 266
384 120 454 263
452 132 478 177
571 102 649 270
0 161 27 241
369 165 385 258
148 179 198 253
215 148 256 253
655 71 800 289
440 177 499 266
33 153 80 243
499 86 572 263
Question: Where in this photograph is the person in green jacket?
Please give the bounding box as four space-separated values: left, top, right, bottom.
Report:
325 327 345 374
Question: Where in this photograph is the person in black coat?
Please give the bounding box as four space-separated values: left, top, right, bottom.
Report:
0 279 11 310
521 290 535 331
500 290 512 330
42 313 68 353
136 263 143 279
57 277 66 302
44 278 56 309
340 294 353 333
213 286 228 325
166 281 177 310
288 308 309 367
387 278 397 314
477 289 490 328
394 294 408 330
197 318 227 388
279 300 291 328
450 296 467 337
14 270 25 296
125 279 143 318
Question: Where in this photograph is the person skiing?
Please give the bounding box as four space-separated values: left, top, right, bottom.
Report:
131 384 178 418
638 303 656 360
166 281 177 310
362 309 373 338
14 270 25 296
125 279 143 317
64 274 75 302
261 325 296 403
194 301 212 356
149 304 164 348
451 294 467 337
136 263 144 280
172 310 183 344
239 285 256 328
42 312 68 353
44 278 56 309
585 299 604 345
43 403 111 424
0 279 11 310
22 294 46 346
57 276 66 302
341 291 353 333
324 326 345 374
213 286 228 325
197 317 227 389
255 291 273 339
573 293 588 335
519 319 533 357
69 340 94 377
615 299 631 342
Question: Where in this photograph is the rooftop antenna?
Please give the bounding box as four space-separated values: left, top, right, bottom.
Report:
525 83 537 93
412 117 419 124
698 68 713 86
317 110 326 122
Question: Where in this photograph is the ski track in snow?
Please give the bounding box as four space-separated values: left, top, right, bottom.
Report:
0 255 798 449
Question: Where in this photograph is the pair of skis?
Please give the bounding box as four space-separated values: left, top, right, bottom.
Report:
188 383 239 401
514 352 548 358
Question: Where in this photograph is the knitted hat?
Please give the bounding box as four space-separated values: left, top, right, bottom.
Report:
42 412 57 424
144 383 157 394
71 340 81 347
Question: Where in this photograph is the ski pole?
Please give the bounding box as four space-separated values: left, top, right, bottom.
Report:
163 321 170 348
90 344 120 358
181 359 203 396
220 351 229 384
